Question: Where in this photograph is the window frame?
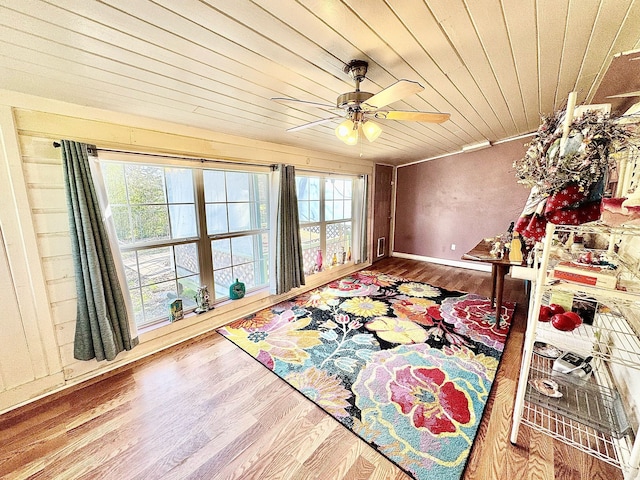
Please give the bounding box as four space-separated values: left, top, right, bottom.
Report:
100 155 270 328
296 173 355 275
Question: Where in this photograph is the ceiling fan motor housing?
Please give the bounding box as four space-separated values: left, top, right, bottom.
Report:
337 91 374 109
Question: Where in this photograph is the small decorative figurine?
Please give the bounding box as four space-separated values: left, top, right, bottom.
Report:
316 249 323 272
194 285 211 314
169 298 183 322
229 278 246 300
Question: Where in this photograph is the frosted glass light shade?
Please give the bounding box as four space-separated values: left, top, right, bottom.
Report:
362 120 382 142
344 128 359 145
336 119 355 139
335 119 359 145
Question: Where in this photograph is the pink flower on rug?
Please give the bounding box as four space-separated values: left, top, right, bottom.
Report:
389 366 471 434
439 294 513 351
352 344 495 478
219 310 322 367
285 367 352 418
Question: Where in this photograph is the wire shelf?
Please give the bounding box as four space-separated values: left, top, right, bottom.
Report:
537 294 640 370
526 354 631 438
552 221 640 236
521 401 633 470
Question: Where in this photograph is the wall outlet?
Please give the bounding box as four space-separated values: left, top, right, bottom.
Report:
451 243 456 251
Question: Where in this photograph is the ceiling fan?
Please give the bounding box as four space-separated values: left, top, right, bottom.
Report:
272 60 450 145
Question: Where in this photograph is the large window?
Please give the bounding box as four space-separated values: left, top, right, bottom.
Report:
296 175 353 274
102 160 269 327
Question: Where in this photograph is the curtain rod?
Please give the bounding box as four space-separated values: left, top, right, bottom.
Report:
52 142 366 177
53 142 273 169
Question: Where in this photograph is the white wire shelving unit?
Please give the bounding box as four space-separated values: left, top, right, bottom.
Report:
511 222 640 480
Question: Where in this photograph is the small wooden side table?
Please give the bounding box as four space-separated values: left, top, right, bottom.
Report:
462 239 517 326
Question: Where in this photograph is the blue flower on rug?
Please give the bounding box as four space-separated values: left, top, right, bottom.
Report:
217 269 514 480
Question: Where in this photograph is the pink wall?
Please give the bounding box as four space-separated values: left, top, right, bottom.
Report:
394 138 532 263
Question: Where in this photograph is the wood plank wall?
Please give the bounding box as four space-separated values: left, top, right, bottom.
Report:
0 93 374 413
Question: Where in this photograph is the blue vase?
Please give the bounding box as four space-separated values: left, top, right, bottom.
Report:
229 278 245 300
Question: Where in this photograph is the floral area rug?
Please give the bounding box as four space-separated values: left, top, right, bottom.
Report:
217 270 515 480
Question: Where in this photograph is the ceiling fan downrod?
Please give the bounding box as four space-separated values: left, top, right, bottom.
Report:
338 59 374 109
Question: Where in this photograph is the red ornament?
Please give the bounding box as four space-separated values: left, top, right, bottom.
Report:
551 313 578 332
539 305 553 322
549 304 565 315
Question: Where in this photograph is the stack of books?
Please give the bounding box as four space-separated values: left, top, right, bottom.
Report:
551 261 618 289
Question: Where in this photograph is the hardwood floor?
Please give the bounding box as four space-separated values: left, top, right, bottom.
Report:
0 258 624 480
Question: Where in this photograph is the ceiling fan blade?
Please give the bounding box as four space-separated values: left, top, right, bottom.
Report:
373 110 450 123
286 116 343 132
362 79 424 110
606 91 640 98
272 97 336 109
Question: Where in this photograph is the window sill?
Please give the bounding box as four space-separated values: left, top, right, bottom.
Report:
136 287 271 340
136 261 370 344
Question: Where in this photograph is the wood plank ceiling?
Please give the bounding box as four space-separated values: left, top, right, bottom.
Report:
1 0 639 165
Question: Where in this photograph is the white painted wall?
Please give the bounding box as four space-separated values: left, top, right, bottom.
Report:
0 90 374 413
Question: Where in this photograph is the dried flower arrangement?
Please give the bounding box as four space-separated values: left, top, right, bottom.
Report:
513 109 635 200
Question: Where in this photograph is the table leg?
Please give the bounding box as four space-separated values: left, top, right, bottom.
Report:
490 264 497 307
494 264 509 328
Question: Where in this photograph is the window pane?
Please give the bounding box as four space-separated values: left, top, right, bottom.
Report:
298 200 309 223
175 243 199 277
178 275 200 309
332 201 344 220
129 289 144 325
233 263 255 289
165 168 194 203
169 205 197 239
344 180 353 199
102 163 127 204
132 205 170 242
121 251 140 288
259 201 269 229
309 200 320 222
141 280 177 322
125 164 166 204
309 177 320 200
111 205 133 244
325 179 334 200
203 170 226 202
228 203 251 232
327 221 352 264
296 177 308 201
300 225 321 274
214 267 233 298
231 235 254 264
206 204 229 235
137 247 174 286
212 238 232 269
344 200 352 219
226 172 250 202
325 201 334 221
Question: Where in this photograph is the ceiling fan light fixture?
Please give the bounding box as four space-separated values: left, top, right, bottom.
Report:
343 127 359 145
335 119 354 138
336 119 359 144
362 120 382 142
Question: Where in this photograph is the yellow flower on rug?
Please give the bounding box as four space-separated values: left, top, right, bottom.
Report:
398 282 441 298
286 367 352 418
366 316 428 344
340 296 388 318
223 310 322 365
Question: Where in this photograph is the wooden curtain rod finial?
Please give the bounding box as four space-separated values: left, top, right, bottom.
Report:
53 141 61 148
